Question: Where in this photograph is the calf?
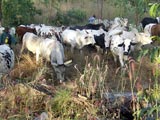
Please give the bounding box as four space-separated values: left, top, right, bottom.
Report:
21 32 71 82
0 44 15 79
110 35 127 67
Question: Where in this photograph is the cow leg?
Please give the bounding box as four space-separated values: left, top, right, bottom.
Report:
20 43 25 57
113 54 117 63
36 50 40 64
119 55 124 67
71 47 74 54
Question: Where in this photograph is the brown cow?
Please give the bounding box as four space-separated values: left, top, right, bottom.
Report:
16 26 37 43
151 24 160 36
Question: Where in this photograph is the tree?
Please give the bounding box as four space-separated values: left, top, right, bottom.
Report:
0 0 2 22
1 0 41 26
110 0 150 25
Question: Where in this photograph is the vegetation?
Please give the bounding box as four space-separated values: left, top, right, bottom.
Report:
0 0 158 26
0 0 160 120
52 8 87 26
1 0 41 26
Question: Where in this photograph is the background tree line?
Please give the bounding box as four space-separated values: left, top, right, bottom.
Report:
0 0 159 27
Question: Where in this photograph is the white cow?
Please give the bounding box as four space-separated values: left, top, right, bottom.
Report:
20 32 43 63
61 29 96 53
110 35 128 67
21 32 71 82
109 17 128 31
121 28 152 50
110 29 152 67
0 44 15 79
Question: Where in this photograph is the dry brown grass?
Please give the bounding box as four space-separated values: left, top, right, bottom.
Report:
10 54 41 81
0 42 159 119
9 44 157 92
0 83 51 119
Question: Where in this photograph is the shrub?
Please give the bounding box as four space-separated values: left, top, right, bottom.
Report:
52 8 87 26
1 0 41 26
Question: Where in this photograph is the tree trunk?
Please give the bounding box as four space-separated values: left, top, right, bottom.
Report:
0 0 2 21
100 0 103 19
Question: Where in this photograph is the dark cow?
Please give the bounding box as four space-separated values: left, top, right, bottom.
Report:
70 23 107 31
94 33 105 49
141 17 160 29
16 26 37 43
87 33 106 53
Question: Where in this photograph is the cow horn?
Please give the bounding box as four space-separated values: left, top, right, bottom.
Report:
64 59 72 66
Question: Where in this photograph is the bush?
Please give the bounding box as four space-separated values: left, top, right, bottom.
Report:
1 0 41 26
52 8 87 26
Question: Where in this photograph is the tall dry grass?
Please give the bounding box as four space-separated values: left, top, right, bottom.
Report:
0 43 159 119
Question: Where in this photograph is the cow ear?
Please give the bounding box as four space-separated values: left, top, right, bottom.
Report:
85 30 89 34
118 42 124 47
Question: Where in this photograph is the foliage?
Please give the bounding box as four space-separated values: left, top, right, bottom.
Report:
149 2 160 17
75 56 108 99
134 3 160 119
134 84 160 119
1 0 41 26
51 88 97 119
110 0 150 24
52 8 87 26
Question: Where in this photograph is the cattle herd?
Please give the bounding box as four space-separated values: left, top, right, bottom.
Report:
0 16 159 84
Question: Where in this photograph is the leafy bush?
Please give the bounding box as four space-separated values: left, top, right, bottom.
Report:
1 0 41 26
149 3 160 17
52 8 87 26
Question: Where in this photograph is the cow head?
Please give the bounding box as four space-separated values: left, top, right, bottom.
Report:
83 33 96 46
123 38 136 56
52 60 72 83
136 33 152 45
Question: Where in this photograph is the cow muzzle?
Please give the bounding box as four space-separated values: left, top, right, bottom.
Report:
124 52 128 55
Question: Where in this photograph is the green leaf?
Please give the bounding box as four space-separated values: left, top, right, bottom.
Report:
149 3 160 17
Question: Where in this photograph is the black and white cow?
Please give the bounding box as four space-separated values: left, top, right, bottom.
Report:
82 28 109 53
0 44 15 78
141 17 160 29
